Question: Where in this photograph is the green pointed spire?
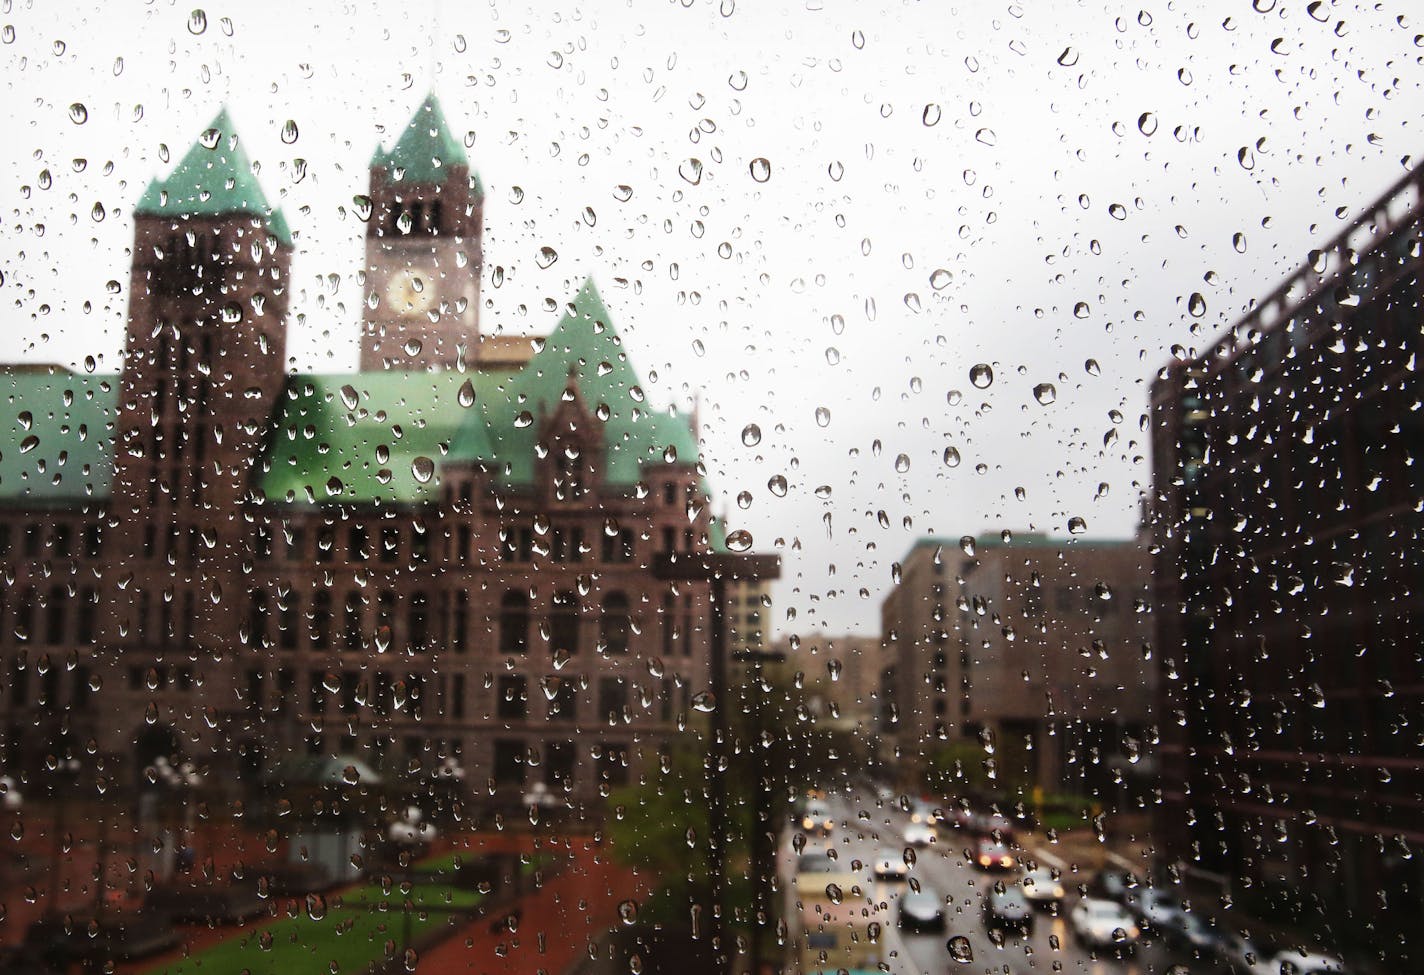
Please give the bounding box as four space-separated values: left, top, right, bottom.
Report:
375 93 469 185
135 107 291 245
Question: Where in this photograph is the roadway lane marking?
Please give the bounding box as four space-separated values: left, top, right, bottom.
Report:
1027 845 1066 870
1107 851 1140 872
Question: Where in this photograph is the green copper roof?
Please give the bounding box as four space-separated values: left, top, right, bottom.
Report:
0 370 116 505
260 371 486 505
261 279 698 506
374 93 470 186
135 108 292 245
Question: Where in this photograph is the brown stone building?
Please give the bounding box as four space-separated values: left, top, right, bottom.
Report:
1150 162 1423 953
0 96 729 808
881 533 1155 796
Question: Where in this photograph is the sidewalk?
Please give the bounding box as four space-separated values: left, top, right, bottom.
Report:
416 835 650 975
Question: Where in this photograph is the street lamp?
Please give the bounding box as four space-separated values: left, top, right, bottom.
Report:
653 551 780 975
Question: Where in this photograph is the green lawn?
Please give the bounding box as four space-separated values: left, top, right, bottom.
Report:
150 879 481 975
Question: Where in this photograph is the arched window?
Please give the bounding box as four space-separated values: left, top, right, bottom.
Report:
601 592 630 655
551 590 579 657
311 590 332 648
46 586 65 645
248 590 269 649
409 592 429 650
344 592 363 650
499 589 529 655
429 201 443 235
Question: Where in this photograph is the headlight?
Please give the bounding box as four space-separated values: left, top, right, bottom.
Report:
978 855 991 865
1000 856 1013 866
1052 886 1065 898
1127 926 1140 938
823 819 833 829
802 817 814 829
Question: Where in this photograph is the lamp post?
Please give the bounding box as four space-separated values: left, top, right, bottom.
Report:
732 646 786 975
653 551 780 975
46 756 81 915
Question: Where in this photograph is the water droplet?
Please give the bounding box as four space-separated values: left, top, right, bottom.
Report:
1057 47 1079 66
929 268 951 290
458 380 476 407
827 160 844 182
613 184 633 202
339 384 359 411
691 692 716 713
814 407 831 428
535 246 558 269
281 119 298 144
741 424 762 447
1108 202 1127 220
894 453 910 473
1073 301 1091 318
187 9 208 34
728 70 748 91
947 935 974 963
678 158 703 185
767 475 788 497
825 883 844 904
1033 382 1057 405
1188 292 1207 317
351 194 373 221
68 103 88 125
90 202 106 222
1068 516 1088 535
922 103 942 127
411 457 435 484
1238 146 1255 170
618 899 639 925
959 535 976 556
1085 358 1101 376
969 363 994 389
220 302 242 324
18 435 39 455
943 446 961 468
725 529 753 552
1138 112 1158 136
748 157 771 182
974 127 996 146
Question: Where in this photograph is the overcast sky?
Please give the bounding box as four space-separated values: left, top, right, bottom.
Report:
2 0 1420 635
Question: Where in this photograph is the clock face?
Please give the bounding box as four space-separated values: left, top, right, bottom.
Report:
385 267 435 318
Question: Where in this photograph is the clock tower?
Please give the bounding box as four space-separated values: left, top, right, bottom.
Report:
362 93 483 371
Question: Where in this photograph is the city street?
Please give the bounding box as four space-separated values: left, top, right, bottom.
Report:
783 790 1207 975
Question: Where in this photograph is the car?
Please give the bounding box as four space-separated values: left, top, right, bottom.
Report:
972 837 1016 871
796 851 838 874
1245 949 1348 975
1160 909 1231 958
982 885 1034 936
1122 885 1184 931
800 803 834 836
872 848 909 882
971 810 1016 841
1069 896 1140 951
903 822 937 847
907 800 939 825
1216 931 1272 974
1019 866 1066 909
897 888 945 932
1086 866 1140 903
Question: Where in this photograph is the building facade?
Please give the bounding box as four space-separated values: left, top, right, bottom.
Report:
1150 164 1423 950
0 96 728 808
882 533 1155 796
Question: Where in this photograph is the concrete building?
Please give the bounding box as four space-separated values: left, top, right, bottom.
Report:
882 533 1155 796
0 96 734 809
727 578 771 661
774 633 881 729
1150 162 1424 955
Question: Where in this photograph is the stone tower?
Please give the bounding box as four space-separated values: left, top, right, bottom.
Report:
362 93 483 371
108 107 292 672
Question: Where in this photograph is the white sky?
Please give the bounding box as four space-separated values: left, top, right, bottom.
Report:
2 0 1420 635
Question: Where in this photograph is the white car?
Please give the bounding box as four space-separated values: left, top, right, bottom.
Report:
1247 950 1348 975
903 822 937 847
1070 896 1140 950
872 848 909 882
1020 866 1065 907
800 804 834 836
